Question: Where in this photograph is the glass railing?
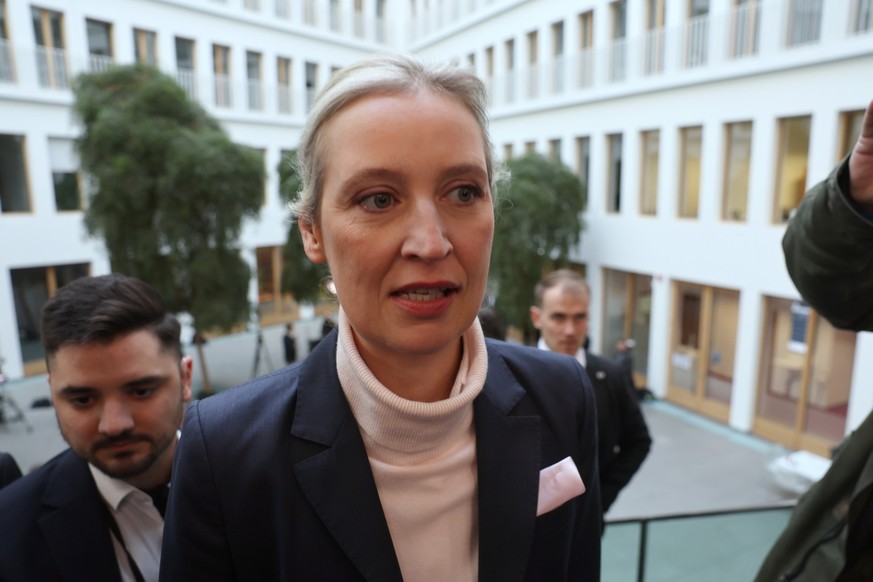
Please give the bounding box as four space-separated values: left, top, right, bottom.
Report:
603 502 795 581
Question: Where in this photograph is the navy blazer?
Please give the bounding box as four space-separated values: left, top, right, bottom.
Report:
584 353 651 513
0 449 122 582
161 332 601 581
0 451 22 489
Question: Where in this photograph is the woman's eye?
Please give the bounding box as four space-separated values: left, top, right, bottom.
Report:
449 185 481 203
360 193 394 210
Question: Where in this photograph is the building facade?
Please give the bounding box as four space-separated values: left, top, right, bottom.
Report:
1 0 872 456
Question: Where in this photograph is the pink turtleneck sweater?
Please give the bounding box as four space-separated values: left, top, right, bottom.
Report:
336 310 489 582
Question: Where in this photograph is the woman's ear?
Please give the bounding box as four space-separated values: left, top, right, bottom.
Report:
299 217 327 264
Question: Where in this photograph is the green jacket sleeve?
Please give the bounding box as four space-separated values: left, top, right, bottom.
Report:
782 156 873 331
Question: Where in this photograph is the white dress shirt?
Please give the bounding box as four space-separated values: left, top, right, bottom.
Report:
537 337 587 368
90 465 163 582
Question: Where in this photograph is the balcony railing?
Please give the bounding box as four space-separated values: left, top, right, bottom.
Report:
176 67 197 100
577 47 594 89
684 14 709 68
303 0 317 25
643 27 665 76
88 54 113 73
277 83 292 114
609 38 628 83
0 39 15 83
850 0 873 33
550 55 565 95
604 502 795 581
786 0 823 47
275 0 290 19
730 1 761 58
214 74 233 108
35 46 69 89
247 80 263 111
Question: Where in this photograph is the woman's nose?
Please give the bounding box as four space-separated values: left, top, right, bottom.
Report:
401 201 453 261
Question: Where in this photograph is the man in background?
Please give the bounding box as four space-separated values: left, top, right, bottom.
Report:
0 274 192 582
531 269 652 515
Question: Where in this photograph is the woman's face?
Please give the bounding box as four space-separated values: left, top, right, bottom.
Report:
300 90 493 367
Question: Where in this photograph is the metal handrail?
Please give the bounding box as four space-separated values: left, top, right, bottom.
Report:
606 500 797 582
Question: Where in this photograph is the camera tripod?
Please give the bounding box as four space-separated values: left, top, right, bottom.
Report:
0 358 33 432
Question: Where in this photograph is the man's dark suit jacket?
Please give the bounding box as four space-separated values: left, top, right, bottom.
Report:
584 352 652 513
0 451 22 489
0 448 123 582
161 333 602 581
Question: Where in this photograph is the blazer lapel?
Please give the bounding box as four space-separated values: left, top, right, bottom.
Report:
39 451 121 582
291 333 403 582
475 349 542 582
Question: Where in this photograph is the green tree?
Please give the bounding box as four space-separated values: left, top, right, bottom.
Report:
276 150 330 303
491 153 586 342
73 64 264 395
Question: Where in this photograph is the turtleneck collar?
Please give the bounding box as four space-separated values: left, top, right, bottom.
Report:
336 308 488 463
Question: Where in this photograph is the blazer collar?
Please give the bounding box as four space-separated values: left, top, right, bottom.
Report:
290 335 543 582
39 450 122 582
476 346 542 582
290 330 404 582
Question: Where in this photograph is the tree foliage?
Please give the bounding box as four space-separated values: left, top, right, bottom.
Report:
73 65 264 391
491 153 586 341
276 150 330 303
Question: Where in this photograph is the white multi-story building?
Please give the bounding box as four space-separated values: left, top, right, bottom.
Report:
1 0 871 457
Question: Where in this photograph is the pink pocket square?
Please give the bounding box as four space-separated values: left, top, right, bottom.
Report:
536 456 586 516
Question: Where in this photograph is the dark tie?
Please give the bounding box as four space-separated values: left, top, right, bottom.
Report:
145 485 169 518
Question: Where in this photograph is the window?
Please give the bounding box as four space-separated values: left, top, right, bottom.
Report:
548 138 561 162
305 61 318 111
375 0 387 42
755 297 855 455
839 109 865 159
86 19 113 72
49 138 81 211
850 0 873 34
578 11 594 88
723 121 752 222
524 141 536 155
551 21 564 94
504 38 515 104
685 0 709 67
277 56 292 114
607 133 623 213
604 269 653 388
12 263 90 375
640 130 659 216
575 136 590 211
175 37 195 99
466 52 475 69
276 0 290 18
244 0 261 11
0 0 14 82
774 115 811 223
730 0 760 58
213 44 231 108
669 283 740 422
644 0 665 75
0 134 30 212
526 30 538 98
134 28 157 66
256 246 296 324
503 143 514 160
679 126 702 218
609 0 627 82
31 7 68 89
786 0 822 47
246 51 262 111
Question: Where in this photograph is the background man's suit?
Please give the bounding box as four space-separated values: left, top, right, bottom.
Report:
0 451 22 489
584 352 652 513
161 333 602 581
0 448 123 582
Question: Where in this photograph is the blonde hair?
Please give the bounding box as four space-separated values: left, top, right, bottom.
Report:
289 53 505 224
